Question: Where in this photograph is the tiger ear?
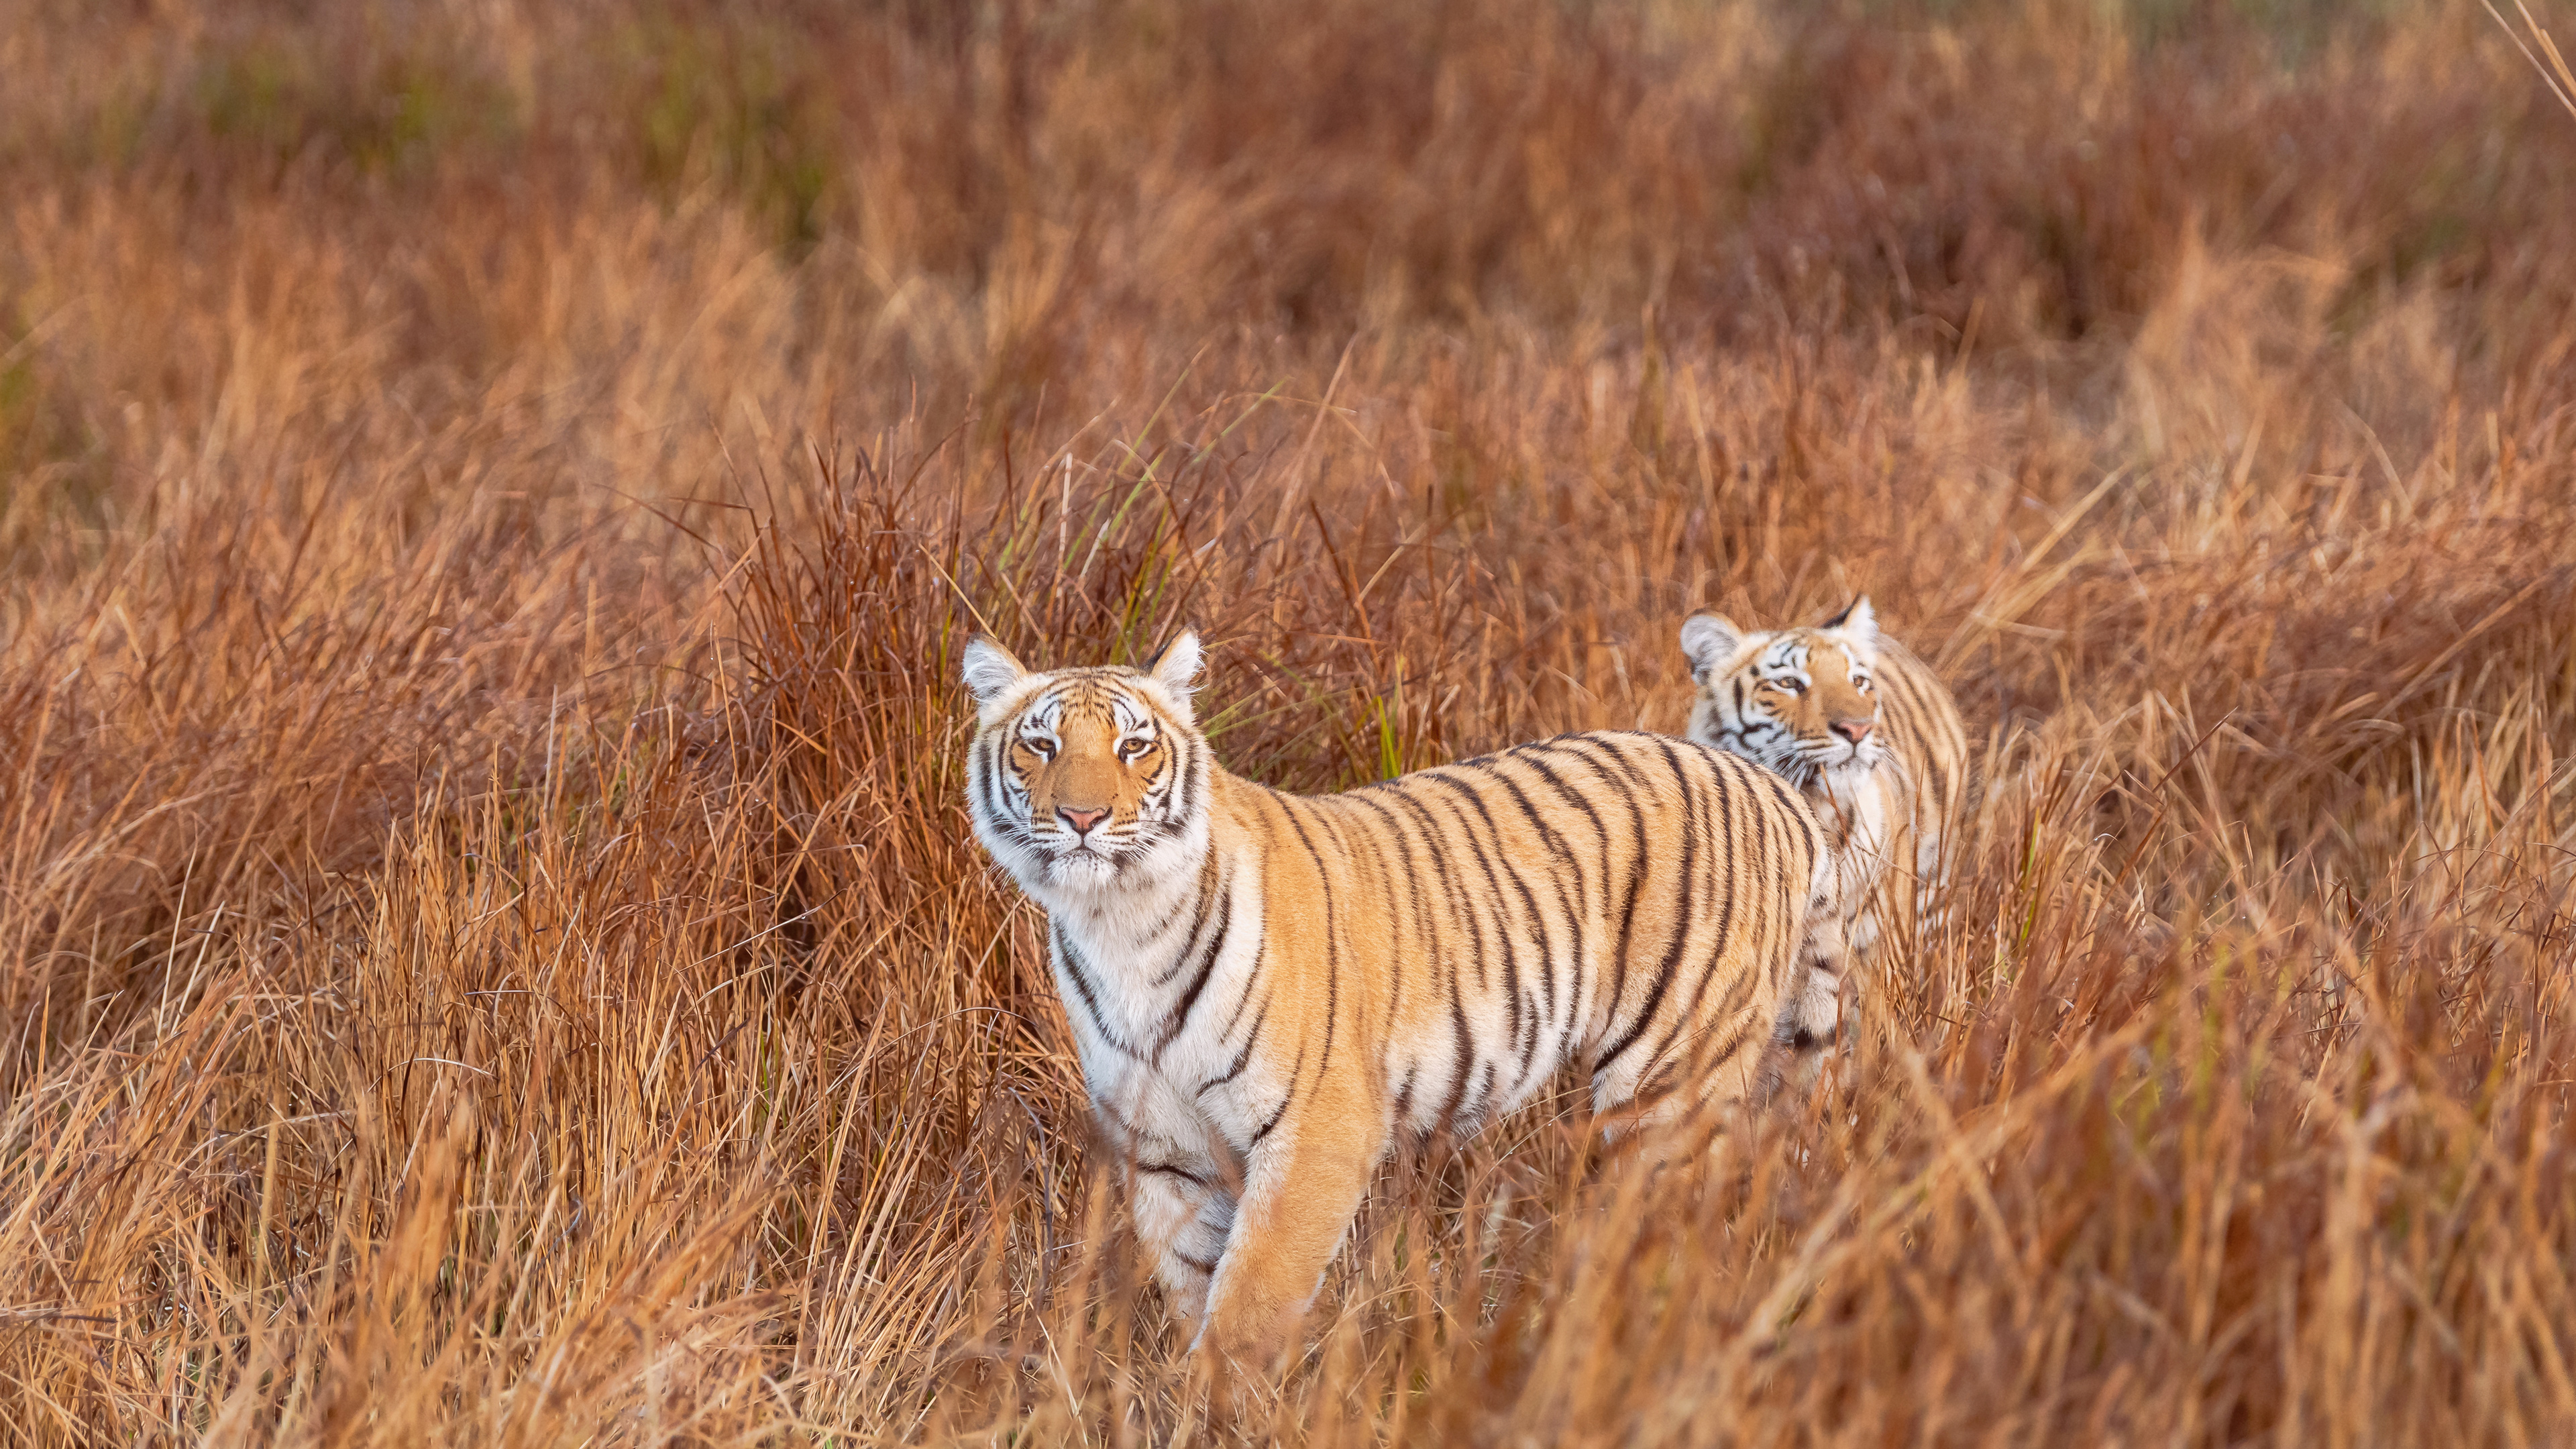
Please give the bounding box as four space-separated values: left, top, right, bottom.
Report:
961 637 1028 708
1678 613 1743 681
1144 629 1203 722
1821 596 1879 644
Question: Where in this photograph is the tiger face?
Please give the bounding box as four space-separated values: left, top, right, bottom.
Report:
961 631 1209 896
1679 598 1886 788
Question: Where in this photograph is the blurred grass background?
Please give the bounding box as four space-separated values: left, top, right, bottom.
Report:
1 0 2572 1442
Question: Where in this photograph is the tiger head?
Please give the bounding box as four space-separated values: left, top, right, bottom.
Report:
1679 598 1886 789
961 630 1210 899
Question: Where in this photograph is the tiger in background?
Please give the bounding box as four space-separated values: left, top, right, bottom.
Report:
1678 598 1971 1067
963 629 1832 1373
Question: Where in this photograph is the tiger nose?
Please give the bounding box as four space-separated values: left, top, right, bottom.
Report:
1058 806 1109 836
1831 717 1874 745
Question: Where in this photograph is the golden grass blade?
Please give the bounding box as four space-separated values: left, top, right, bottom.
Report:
2490 0 2576 118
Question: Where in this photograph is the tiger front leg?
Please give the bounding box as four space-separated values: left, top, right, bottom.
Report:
1770 863 1856 1104
1126 1161 1236 1327
1193 1109 1377 1376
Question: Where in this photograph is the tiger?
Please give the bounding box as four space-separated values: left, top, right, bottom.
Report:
1677 596 1971 1063
962 629 1833 1372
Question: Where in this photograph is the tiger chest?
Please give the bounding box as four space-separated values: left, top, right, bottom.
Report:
1811 767 1898 947
1078 1052 1244 1177
1043 860 1278 1167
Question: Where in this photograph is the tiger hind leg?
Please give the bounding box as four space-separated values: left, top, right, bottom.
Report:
1764 859 1856 1108
1764 936 1847 1105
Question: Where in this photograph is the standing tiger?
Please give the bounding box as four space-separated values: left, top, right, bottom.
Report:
1678 598 1971 1059
962 630 1831 1371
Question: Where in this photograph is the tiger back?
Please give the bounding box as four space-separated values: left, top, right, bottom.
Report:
963 630 1831 1373
1678 597 1971 1051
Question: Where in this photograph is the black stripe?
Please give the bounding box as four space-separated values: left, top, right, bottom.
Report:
1423 773 1559 1045
1626 751 1728 1086
1210 926 1268 1047
1452 1059 1497 1135
1707 765 1764 1014
973 735 1028 843
1698 1014 1759 1080
1377 785 1503 1071
1368 789 1487 991
1512 746 1613 914
1276 801 1345 1080
1338 797 1416 1064
1593 736 1705 1073
1462 755 1590 1059
1154 866 1233 1057
1198 992 1269 1096
1350 788 1481 1136
1249 1041 1307 1146
1168 734 1203 836
1134 874 1199 948
1662 743 1743 1067
1092 1091 1138 1144
1455 754 1589 924
1495 748 1603 1067
1434 994 1474 1136
1430 768 1561 1036
1346 792 1466 1125
1407 780 1528 1077
1053 923 1142 1059
1546 736 1650 1046
1149 851 1222 986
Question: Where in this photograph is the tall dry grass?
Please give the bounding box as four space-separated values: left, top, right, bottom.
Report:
3 0 2573 1442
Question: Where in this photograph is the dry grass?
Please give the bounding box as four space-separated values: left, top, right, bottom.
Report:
3 0 2574 1442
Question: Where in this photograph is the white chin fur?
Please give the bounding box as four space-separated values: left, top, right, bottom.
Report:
1824 743 1885 773
1047 853 1118 887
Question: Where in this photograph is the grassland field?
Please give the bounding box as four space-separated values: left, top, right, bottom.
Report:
3 1 2574 1443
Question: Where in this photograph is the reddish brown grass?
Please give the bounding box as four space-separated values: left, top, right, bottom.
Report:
3 0 2573 1443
